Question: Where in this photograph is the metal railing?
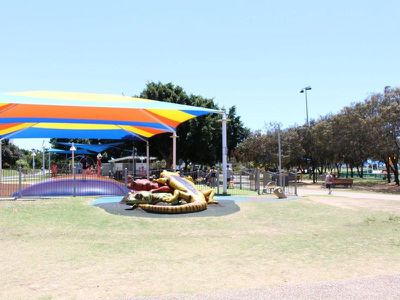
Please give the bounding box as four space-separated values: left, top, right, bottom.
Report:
0 167 128 199
1 166 298 199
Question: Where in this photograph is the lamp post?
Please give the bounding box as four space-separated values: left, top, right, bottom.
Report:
299 86 312 127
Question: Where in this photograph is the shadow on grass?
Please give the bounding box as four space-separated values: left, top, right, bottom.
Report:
94 200 240 218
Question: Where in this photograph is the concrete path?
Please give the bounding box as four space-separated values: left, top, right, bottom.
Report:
135 273 400 300
297 185 400 201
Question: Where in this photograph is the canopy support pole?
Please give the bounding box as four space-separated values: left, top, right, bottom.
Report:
222 111 228 194
141 109 178 171
172 131 177 171
146 140 150 180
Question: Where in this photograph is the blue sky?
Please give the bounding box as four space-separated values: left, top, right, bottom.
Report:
1 0 399 149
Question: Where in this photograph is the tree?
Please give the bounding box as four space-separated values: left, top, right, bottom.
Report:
1 140 22 168
140 82 249 168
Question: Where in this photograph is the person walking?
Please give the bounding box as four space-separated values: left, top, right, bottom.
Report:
325 172 334 195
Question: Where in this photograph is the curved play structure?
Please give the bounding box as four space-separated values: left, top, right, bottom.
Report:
123 170 218 214
14 178 128 197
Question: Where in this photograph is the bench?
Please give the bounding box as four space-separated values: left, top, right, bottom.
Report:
332 178 353 188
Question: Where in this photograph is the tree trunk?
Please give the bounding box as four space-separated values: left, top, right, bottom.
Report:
356 166 360 178
385 159 391 183
336 163 341 177
346 164 349 178
312 165 317 183
350 164 354 178
361 165 364 178
391 156 399 186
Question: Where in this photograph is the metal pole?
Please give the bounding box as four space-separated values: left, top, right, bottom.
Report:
222 111 228 194
42 146 45 176
0 139 3 184
278 126 283 187
172 131 177 171
71 143 76 197
217 170 220 195
32 152 36 172
48 151 51 176
146 141 150 180
132 146 136 178
18 167 22 199
305 90 309 127
124 168 128 186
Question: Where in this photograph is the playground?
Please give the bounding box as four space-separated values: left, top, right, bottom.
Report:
1 187 400 299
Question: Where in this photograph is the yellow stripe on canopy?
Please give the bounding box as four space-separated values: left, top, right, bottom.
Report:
32 123 161 138
119 126 155 138
0 123 35 135
9 91 151 104
33 123 121 130
148 109 195 123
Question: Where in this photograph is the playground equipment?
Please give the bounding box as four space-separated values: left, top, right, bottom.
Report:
273 187 287 199
123 170 218 214
14 178 128 197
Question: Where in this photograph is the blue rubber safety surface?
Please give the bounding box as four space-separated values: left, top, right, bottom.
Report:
91 196 123 205
90 194 299 206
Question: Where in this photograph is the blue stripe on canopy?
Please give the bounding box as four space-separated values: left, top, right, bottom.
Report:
4 128 140 140
182 110 211 117
48 148 92 155
56 142 124 152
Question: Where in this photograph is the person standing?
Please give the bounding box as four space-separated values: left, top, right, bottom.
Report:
325 172 333 195
50 161 58 178
96 153 102 177
208 166 217 188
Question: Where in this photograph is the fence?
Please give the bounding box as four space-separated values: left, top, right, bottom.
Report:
0 166 129 199
177 169 298 196
0 166 298 199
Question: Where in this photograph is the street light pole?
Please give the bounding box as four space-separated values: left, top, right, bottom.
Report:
300 86 312 127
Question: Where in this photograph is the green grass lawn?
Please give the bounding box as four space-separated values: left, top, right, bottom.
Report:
1 169 18 176
1 196 400 299
195 183 259 196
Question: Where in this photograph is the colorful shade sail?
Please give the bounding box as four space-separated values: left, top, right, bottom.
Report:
47 148 92 155
0 91 220 135
56 142 124 153
0 122 167 140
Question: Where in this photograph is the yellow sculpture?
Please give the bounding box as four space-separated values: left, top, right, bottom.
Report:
124 170 218 214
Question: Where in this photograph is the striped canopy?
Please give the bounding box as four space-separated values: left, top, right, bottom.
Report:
0 91 220 139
